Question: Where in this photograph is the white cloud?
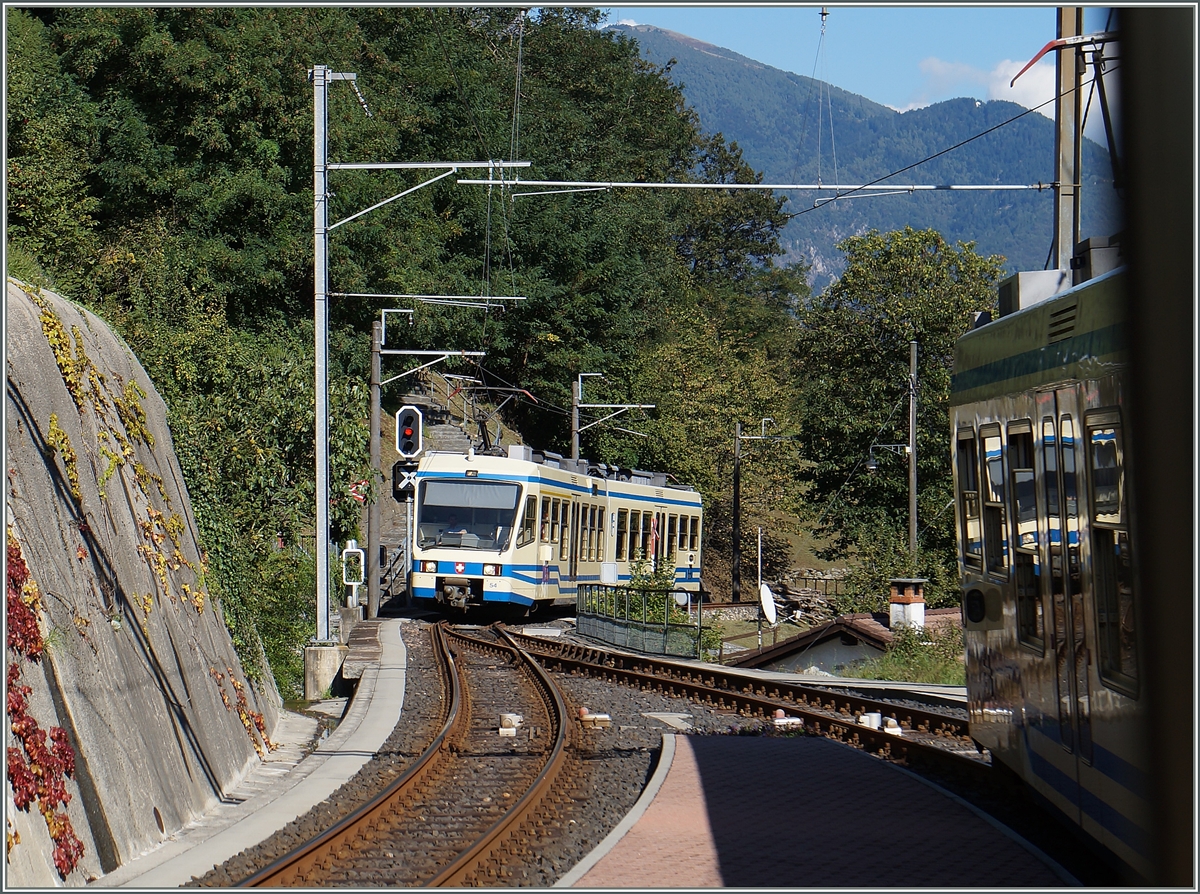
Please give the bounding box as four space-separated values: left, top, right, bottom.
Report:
899 56 1116 145
988 58 1055 118
616 18 639 26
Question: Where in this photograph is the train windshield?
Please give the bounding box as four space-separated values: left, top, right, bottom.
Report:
415 479 522 550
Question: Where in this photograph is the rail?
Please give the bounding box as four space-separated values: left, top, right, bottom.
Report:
576 583 707 660
239 623 462 886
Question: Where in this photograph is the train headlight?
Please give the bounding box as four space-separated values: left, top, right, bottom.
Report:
483 564 501 576
421 561 438 574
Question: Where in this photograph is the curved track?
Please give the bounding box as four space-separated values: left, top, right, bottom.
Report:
240 623 570 887
498 625 989 777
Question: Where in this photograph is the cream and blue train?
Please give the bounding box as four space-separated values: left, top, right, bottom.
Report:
407 446 703 614
951 264 1149 880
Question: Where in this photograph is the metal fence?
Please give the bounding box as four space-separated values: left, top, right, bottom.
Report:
786 576 844 597
576 584 706 659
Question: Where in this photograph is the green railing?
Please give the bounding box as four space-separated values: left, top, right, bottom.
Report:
576 584 707 659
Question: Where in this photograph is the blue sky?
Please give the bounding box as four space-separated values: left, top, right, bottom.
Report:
599 6 1118 141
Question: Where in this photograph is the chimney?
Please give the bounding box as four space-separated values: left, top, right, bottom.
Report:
889 578 927 629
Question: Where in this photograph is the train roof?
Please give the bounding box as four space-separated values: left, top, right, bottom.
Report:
414 447 699 495
950 266 1128 407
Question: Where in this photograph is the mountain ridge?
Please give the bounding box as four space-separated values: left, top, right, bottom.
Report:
609 22 1122 287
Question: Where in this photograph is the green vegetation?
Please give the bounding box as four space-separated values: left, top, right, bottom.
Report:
792 227 1004 609
839 624 966 685
7 7 999 695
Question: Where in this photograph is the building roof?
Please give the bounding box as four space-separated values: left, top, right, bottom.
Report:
725 613 893 669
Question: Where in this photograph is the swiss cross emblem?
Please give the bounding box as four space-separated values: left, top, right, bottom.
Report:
455 562 466 574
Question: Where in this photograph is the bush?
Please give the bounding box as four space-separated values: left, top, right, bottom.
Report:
839 623 965 685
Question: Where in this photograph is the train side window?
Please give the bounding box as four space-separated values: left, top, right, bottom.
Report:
956 433 982 568
1009 425 1043 649
667 514 678 560
597 510 606 562
630 511 642 560
550 499 561 544
689 516 699 552
517 495 537 548
616 510 628 560
560 502 571 561
540 497 551 542
588 506 598 561
1088 418 1138 695
981 429 1008 576
641 513 652 561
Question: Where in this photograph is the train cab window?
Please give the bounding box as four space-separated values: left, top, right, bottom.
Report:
616 510 628 560
517 495 537 548
1087 417 1138 694
981 429 1008 576
956 433 982 568
1009 425 1042 649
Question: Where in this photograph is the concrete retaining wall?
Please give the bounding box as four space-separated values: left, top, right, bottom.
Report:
4 280 282 885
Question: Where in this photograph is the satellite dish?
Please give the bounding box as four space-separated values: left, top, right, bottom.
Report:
759 583 777 625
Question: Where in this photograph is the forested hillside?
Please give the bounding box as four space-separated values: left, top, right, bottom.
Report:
7 7 1003 693
614 23 1124 287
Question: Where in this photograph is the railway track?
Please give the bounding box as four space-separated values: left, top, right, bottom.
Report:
497 625 989 776
239 623 572 887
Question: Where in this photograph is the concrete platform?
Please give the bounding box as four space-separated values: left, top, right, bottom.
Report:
89 618 409 888
560 734 1077 888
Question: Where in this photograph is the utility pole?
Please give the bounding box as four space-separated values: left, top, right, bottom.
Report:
367 321 382 619
309 63 527 646
908 340 918 561
1054 7 1084 270
312 64 347 642
732 420 742 603
571 373 652 461
571 378 581 461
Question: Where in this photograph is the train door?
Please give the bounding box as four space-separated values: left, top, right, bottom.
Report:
1039 389 1094 817
568 501 580 584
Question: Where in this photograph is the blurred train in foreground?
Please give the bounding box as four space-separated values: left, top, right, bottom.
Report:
951 258 1149 879
406 446 703 615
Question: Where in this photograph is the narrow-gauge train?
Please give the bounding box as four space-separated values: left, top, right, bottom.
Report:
950 264 1149 879
407 446 703 614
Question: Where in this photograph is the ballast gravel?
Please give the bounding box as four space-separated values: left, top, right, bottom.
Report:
187 615 1119 888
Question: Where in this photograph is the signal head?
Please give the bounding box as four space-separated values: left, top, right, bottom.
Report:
396 405 424 459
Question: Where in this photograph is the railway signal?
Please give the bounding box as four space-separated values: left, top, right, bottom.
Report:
396 406 423 458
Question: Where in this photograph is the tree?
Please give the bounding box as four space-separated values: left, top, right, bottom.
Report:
791 227 1004 606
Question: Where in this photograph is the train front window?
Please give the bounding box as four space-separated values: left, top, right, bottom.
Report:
416 480 521 550
1088 418 1138 694
956 433 982 568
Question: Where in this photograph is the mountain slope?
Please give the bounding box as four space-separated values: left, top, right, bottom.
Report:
612 23 1122 286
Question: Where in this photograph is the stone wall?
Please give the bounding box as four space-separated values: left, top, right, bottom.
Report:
5 280 281 885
